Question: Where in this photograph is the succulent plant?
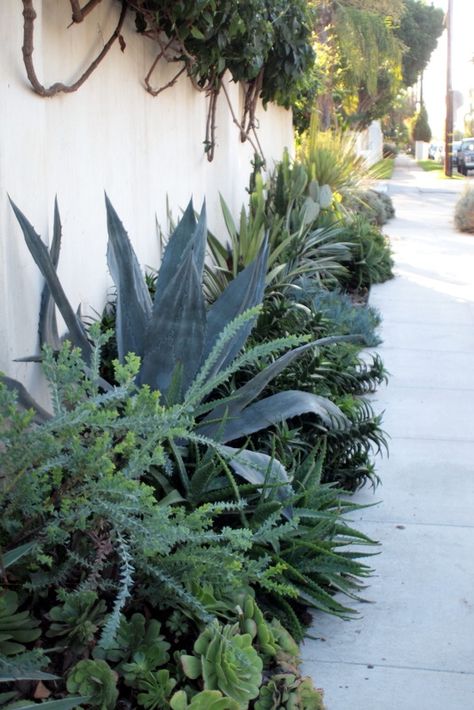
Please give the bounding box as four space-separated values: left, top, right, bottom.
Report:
255 673 325 710
46 591 107 649
236 595 277 658
136 668 177 709
66 659 118 710
170 689 240 710
180 621 263 707
0 589 41 656
95 613 170 671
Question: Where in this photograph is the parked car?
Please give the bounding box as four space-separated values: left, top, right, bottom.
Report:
457 137 474 175
452 140 462 166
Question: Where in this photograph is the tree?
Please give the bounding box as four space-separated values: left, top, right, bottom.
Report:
294 0 444 133
394 0 445 89
297 0 405 130
411 103 432 143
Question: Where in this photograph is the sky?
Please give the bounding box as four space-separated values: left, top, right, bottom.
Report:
423 0 474 138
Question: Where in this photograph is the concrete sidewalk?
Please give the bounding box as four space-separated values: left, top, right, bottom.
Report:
301 156 474 709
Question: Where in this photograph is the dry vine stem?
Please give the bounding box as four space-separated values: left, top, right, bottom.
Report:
21 0 127 96
69 0 104 24
20 0 266 163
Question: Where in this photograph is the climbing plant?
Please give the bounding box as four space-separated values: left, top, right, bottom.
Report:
20 0 314 160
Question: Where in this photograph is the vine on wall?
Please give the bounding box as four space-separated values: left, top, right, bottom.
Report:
21 0 314 161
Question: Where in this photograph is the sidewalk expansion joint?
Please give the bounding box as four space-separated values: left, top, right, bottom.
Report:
375 383 474 393
375 346 474 355
390 435 474 444
352 519 474 530
303 659 474 677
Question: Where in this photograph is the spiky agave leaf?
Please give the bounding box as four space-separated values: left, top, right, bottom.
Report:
139 208 208 397
208 391 346 444
0 375 52 423
39 197 62 351
9 198 92 363
105 194 152 362
203 240 269 376
197 335 356 439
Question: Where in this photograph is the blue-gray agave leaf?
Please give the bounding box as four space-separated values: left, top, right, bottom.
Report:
152 199 198 314
0 375 52 423
204 239 269 376
105 194 152 361
207 391 346 444
198 335 356 434
39 197 62 351
220 445 293 509
139 245 206 397
9 199 92 363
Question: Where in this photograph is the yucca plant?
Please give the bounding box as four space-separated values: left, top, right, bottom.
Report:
205 155 350 301
297 114 368 199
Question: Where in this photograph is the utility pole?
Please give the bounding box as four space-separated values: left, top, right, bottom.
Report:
444 0 453 177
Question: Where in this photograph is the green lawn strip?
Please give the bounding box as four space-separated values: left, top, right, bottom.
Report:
417 161 465 179
370 158 395 179
417 160 442 172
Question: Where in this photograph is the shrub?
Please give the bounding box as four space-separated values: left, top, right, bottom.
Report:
344 189 395 226
454 188 474 233
340 216 394 291
297 115 368 198
0 341 328 707
411 104 432 143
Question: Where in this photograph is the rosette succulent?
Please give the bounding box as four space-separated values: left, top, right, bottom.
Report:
66 659 118 709
0 590 40 656
170 689 240 710
180 621 263 707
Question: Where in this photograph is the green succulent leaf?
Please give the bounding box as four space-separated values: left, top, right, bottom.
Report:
153 199 197 309
182 622 262 706
66 659 118 710
0 654 58 683
0 590 41 656
1 542 36 570
3 698 90 709
171 689 240 710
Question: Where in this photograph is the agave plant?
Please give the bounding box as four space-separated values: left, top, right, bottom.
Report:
8 196 349 499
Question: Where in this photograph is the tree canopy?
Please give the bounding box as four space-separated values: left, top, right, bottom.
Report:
394 0 445 88
294 0 445 132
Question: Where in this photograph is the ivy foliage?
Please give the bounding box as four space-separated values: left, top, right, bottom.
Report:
131 0 314 107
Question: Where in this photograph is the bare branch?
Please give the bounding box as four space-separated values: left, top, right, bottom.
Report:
69 0 103 24
146 64 186 97
221 80 265 164
22 0 127 97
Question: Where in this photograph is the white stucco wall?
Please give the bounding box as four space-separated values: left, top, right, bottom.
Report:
0 0 293 399
354 120 384 167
